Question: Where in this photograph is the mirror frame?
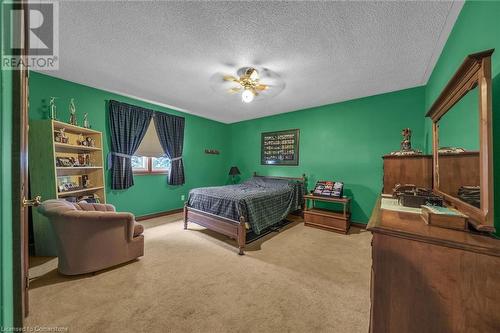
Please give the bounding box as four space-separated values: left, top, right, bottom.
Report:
426 49 495 232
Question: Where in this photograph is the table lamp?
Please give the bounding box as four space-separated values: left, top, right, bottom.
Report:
229 166 240 184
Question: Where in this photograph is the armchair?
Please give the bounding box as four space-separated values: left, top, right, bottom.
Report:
38 200 144 275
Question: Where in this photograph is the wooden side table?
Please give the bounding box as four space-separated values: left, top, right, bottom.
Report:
303 194 351 234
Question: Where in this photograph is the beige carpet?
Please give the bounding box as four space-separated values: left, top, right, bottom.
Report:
26 214 372 333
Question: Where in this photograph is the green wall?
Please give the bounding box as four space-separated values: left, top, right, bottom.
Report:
438 87 479 151
29 72 231 217
424 0 500 233
228 87 426 223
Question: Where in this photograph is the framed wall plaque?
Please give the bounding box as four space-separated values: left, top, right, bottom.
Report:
261 129 299 166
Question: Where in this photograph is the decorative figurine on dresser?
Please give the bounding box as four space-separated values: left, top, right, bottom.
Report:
383 128 431 194
368 50 500 333
400 128 412 151
390 127 422 156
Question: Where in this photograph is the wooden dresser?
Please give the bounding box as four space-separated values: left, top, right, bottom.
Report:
382 155 432 194
367 198 500 333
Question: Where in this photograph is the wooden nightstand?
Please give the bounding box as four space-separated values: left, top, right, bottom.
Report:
303 194 351 234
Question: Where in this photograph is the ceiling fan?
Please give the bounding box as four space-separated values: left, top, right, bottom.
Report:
223 67 269 103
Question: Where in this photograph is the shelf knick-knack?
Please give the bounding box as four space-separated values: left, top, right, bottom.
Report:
55 128 69 144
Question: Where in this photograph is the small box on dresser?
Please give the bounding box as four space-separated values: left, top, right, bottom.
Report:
420 205 468 231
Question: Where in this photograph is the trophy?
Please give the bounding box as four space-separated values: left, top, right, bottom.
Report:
390 128 422 156
83 113 90 129
69 98 77 125
49 97 57 120
400 128 412 152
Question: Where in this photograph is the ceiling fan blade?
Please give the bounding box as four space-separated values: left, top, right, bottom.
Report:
223 75 240 83
228 87 242 94
255 84 268 91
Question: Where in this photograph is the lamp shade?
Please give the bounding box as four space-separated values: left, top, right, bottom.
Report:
228 166 241 176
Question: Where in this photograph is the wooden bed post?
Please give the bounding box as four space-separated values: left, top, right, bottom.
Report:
183 204 188 230
238 216 246 255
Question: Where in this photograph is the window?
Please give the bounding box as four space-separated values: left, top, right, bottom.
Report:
132 156 170 174
131 156 148 172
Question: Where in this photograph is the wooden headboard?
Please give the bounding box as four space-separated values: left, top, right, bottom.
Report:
252 172 306 182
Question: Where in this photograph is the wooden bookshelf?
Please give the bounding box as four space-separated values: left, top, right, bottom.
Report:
29 119 107 255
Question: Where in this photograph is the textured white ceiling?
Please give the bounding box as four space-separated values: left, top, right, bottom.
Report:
44 0 463 123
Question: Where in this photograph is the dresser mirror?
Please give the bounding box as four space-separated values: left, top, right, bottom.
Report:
437 86 480 207
426 49 494 232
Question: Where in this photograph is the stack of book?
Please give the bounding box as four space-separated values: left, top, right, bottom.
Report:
458 186 480 208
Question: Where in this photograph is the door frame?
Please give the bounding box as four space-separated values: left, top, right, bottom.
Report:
11 1 30 326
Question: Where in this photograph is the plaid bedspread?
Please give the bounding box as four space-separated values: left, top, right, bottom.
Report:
188 177 304 235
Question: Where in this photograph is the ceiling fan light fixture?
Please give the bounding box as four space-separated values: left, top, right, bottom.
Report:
213 66 282 103
242 89 255 103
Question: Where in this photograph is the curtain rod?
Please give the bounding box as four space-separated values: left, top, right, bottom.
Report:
109 99 185 120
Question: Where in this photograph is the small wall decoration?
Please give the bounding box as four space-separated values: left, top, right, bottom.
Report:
204 149 220 155
261 129 299 165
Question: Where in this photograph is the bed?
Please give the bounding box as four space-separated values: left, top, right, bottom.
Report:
184 173 306 254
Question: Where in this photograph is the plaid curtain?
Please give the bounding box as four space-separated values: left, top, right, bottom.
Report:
154 112 185 185
109 100 153 189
